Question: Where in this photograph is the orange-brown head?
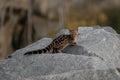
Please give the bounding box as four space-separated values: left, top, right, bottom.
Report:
69 29 78 38
69 29 78 43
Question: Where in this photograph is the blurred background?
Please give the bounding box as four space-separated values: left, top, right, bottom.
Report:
0 0 120 59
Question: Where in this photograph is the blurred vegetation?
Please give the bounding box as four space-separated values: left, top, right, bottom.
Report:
65 7 107 29
103 8 120 33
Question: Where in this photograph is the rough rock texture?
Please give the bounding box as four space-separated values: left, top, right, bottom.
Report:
0 26 120 80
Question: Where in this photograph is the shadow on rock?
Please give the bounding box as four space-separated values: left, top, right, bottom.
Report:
62 45 104 60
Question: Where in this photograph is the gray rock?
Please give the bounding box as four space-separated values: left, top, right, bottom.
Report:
93 26 117 34
22 69 120 80
0 26 120 80
117 34 120 40
58 26 120 67
102 26 118 34
78 27 120 67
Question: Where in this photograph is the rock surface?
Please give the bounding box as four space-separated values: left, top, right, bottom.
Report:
0 26 120 80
